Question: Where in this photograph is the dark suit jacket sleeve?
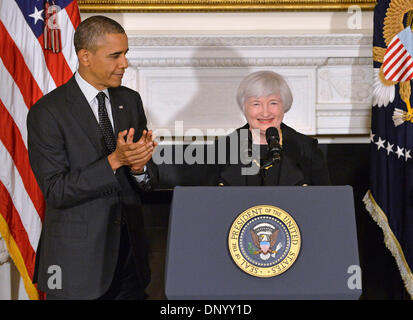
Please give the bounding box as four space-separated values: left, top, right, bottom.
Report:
146 160 159 189
309 138 331 185
128 91 159 190
27 103 121 209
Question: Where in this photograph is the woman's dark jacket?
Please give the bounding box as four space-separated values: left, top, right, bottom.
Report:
213 123 330 186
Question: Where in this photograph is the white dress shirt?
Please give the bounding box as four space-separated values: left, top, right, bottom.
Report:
75 72 114 130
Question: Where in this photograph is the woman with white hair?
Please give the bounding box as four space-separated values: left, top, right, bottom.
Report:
215 70 330 186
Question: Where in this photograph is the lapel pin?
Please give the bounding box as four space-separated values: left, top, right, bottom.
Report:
118 105 124 110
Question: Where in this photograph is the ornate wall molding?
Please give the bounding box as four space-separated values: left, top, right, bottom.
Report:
128 34 373 47
128 57 329 67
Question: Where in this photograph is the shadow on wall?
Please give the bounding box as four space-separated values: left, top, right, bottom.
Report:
153 44 252 187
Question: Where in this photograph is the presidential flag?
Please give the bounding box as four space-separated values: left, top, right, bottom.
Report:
0 0 80 299
363 0 413 298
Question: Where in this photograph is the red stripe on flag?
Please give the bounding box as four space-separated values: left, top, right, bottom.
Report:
383 41 404 68
383 47 407 77
397 59 413 81
384 51 410 79
37 33 73 88
65 1 81 30
0 181 36 279
0 99 45 220
0 21 43 108
389 56 413 81
383 47 407 72
386 37 401 55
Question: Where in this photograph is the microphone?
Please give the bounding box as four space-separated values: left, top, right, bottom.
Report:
265 127 282 162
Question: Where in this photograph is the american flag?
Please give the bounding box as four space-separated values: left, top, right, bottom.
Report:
364 0 413 298
383 27 413 82
0 0 80 299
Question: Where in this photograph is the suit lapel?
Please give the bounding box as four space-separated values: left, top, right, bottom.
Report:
65 78 132 155
65 77 105 154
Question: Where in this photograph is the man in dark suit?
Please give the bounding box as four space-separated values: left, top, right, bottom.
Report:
27 16 157 299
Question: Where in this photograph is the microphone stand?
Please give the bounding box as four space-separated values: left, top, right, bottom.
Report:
260 141 282 185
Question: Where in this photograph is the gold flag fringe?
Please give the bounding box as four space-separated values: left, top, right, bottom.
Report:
0 214 39 300
363 190 413 299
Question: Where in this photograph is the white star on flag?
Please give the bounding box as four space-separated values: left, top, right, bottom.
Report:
405 149 412 162
396 146 405 159
370 131 376 143
29 6 44 25
375 137 386 150
386 142 394 155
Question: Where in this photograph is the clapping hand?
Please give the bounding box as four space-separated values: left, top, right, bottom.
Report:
107 128 157 172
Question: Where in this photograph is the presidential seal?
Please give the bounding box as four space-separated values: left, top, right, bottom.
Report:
228 205 301 278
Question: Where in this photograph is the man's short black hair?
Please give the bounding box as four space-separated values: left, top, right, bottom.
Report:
74 15 125 53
